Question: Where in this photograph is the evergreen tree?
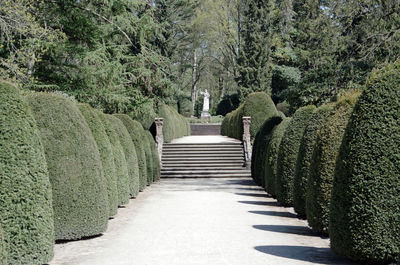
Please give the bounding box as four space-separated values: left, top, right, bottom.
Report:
237 0 274 101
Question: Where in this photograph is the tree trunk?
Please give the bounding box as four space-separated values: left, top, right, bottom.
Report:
191 48 198 111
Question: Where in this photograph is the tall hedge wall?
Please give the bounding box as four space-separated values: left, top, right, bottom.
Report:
251 117 283 186
221 92 279 141
26 93 108 241
276 105 315 206
111 115 140 198
157 103 190 143
142 133 154 185
306 92 359 235
264 118 291 196
78 104 118 217
146 131 160 181
0 225 5 265
0 83 54 264
101 115 130 205
115 115 148 190
330 62 400 263
292 104 334 217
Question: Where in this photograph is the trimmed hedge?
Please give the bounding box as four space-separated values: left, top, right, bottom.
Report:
157 103 190 143
251 117 283 186
78 104 118 217
0 83 54 264
221 92 279 141
276 105 315 206
26 92 108 241
146 131 161 181
115 115 148 190
264 118 291 196
0 225 5 265
102 115 131 205
306 92 359 235
142 131 153 185
330 62 400 263
111 115 140 198
292 104 334 217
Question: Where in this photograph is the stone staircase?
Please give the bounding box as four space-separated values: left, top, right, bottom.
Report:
161 142 251 178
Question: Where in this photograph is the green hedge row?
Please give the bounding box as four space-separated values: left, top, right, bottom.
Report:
1 82 162 263
306 92 359 234
0 82 54 265
264 118 291 197
26 93 109 241
157 103 190 143
221 92 279 141
330 61 400 263
293 104 334 217
276 105 316 206
116 115 148 190
251 116 283 186
78 104 119 217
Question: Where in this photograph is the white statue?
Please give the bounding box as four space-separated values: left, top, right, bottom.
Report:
200 89 210 112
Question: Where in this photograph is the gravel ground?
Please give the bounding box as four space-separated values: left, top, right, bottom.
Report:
49 178 356 265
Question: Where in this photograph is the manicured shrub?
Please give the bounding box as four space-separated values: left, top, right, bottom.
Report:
158 103 190 143
220 112 231 136
178 96 193 117
26 92 108 241
142 131 154 185
110 115 140 198
78 104 118 217
330 62 400 263
251 117 283 186
216 93 240 116
0 225 6 265
221 92 279 141
100 114 130 205
292 104 334 217
0 83 54 264
264 118 291 196
146 131 161 181
276 105 315 206
306 91 359 235
115 115 148 190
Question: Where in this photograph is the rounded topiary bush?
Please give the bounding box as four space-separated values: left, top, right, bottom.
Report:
264 118 291 196
276 105 315 206
78 104 118 217
306 92 359 235
0 83 54 264
101 114 131 205
330 62 400 264
111 115 140 198
221 92 279 141
216 93 240 116
146 131 160 181
0 225 6 265
115 115 148 191
142 131 153 185
26 92 108 241
292 104 334 217
251 117 283 186
158 103 190 143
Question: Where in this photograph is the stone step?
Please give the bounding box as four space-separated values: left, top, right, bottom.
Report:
161 172 251 178
190 124 221 135
162 147 243 152
163 149 243 154
162 162 245 167
163 143 242 148
162 153 244 158
161 166 245 171
162 157 244 162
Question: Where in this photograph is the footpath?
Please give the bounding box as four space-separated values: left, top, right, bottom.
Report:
50 177 355 265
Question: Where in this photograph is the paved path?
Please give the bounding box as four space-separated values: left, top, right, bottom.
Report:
50 178 356 265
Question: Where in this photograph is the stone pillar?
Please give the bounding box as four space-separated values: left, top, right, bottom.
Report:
155 118 164 165
242 116 252 169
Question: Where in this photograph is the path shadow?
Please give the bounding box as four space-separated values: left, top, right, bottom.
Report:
56 233 103 244
238 201 280 207
249 210 298 218
235 193 272 198
235 187 266 192
253 225 324 238
254 245 356 264
226 179 257 186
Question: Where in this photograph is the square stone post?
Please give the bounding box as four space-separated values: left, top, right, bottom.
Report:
155 118 164 165
242 116 252 169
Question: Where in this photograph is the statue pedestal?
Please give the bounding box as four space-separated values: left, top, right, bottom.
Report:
201 111 211 123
